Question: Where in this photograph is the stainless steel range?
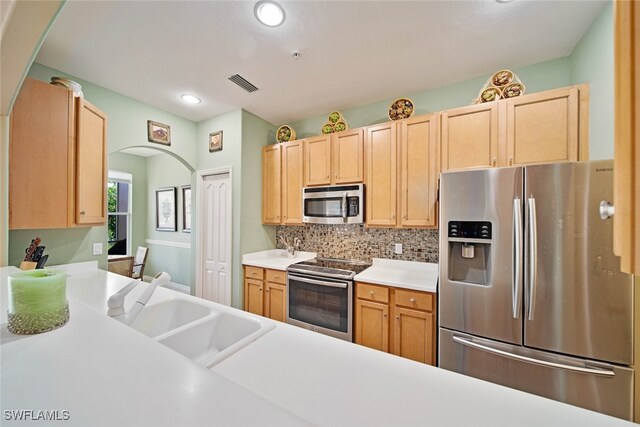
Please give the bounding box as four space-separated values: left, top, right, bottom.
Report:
286 258 370 342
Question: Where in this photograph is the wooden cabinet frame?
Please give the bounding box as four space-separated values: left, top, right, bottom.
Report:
304 129 364 187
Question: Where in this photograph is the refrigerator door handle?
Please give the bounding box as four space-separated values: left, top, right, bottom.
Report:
527 197 538 321
512 197 522 319
452 335 615 377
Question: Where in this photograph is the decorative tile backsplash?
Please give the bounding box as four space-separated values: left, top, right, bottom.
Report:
276 224 439 263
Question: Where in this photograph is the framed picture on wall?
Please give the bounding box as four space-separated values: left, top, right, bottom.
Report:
156 187 177 231
182 185 191 233
148 120 171 145
209 130 223 152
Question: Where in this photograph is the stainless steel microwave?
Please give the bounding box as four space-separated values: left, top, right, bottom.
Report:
302 184 364 224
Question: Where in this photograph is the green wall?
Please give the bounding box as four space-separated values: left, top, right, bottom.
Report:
290 57 571 137
570 2 614 160
108 152 148 254
240 111 277 256
145 153 193 286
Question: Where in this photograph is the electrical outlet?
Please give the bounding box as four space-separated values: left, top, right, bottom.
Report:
395 243 403 255
93 243 103 256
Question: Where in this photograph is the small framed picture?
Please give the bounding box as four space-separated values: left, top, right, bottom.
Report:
182 185 191 233
156 187 177 231
209 130 223 152
148 120 171 145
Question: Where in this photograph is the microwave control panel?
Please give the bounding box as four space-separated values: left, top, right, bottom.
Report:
448 221 491 240
347 197 359 216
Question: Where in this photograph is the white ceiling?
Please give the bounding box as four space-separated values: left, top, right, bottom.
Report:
36 0 607 125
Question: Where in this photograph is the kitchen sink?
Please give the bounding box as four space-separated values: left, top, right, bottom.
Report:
157 311 274 367
130 299 212 338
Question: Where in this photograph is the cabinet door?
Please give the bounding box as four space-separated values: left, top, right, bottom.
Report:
9 78 73 229
332 128 364 184
264 282 286 322
75 98 107 225
365 122 397 226
262 144 281 224
399 114 438 227
505 87 580 166
440 102 499 171
355 299 389 352
613 0 639 275
244 278 264 316
281 140 303 224
393 307 435 365
304 134 332 186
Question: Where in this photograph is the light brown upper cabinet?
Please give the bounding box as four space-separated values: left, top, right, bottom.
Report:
9 77 107 229
262 144 281 224
262 140 304 225
613 0 639 275
440 84 589 172
399 114 438 227
304 128 364 187
365 114 438 228
365 122 397 226
505 86 586 166
281 140 304 224
441 102 499 171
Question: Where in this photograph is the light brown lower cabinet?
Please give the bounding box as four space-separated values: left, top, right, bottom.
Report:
243 265 287 322
355 281 436 365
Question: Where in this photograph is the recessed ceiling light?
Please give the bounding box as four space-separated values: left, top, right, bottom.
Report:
254 0 285 27
180 94 201 104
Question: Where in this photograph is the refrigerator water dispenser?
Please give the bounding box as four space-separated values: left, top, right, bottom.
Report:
447 221 492 286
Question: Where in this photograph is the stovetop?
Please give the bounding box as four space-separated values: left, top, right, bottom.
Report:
287 257 371 280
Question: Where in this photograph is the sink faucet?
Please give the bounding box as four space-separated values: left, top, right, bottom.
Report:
107 272 171 325
279 236 297 257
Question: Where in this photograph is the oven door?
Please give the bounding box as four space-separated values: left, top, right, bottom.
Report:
286 273 352 341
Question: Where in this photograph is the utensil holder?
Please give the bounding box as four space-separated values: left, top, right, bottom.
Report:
7 270 69 335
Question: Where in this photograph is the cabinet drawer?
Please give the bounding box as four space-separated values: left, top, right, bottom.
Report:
356 282 389 303
395 289 434 312
245 266 264 280
266 269 286 284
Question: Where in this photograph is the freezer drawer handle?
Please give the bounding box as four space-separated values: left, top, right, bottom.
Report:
452 335 615 377
512 198 522 319
527 197 538 321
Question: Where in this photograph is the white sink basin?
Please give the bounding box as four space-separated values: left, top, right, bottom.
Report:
158 311 274 367
130 299 212 338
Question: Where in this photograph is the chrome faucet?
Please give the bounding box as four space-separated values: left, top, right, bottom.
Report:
107 272 171 325
279 236 302 257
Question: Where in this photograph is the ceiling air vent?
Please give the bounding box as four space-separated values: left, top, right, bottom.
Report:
228 74 259 93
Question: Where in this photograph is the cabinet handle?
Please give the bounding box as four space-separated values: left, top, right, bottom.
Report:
410 298 416 303
274 276 280 280
284 216 287 219
392 214 395 219
369 291 374 296
266 289 270 293
508 156 514 166
80 210 86 215
383 313 387 318
326 174 329 178
396 316 400 320
259 288 263 292
492 158 497 167
335 173 338 178
403 214 407 219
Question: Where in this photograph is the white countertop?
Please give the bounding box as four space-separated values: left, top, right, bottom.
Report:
354 258 439 292
1 263 632 426
242 249 316 270
0 264 307 426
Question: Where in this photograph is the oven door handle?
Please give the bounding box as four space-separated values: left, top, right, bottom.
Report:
289 275 348 289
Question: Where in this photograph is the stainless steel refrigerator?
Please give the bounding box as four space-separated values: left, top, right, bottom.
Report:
438 160 634 420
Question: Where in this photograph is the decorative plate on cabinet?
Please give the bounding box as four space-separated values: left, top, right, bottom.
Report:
276 125 296 143
388 98 414 121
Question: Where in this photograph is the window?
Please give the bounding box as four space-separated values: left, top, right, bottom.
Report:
107 171 132 255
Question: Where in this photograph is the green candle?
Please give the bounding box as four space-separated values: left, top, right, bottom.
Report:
7 270 69 334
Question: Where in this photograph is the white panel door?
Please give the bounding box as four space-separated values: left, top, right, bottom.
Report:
201 172 232 305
